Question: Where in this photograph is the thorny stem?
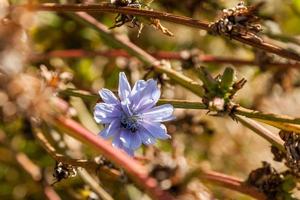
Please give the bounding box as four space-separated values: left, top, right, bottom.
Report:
30 49 300 69
72 12 204 97
22 3 300 61
199 170 267 200
52 115 175 200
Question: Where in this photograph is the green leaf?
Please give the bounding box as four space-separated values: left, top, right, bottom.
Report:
197 66 218 92
220 67 235 90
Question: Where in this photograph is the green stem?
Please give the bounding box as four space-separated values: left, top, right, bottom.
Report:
235 106 300 125
60 89 207 109
60 89 300 128
59 89 287 151
157 99 207 109
235 115 285 152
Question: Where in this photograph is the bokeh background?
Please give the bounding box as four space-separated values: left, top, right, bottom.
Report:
1 0 300 199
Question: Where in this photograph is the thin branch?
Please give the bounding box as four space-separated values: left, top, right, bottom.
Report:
36 112 267 199
32 126 121 180
59 88 207 109
22 3 300 61
30 49 300 69
71 12 204 97
157 99 207 109
43 185 62 200
77 168 114 200
51 115 175 200
59 88 300 129
235 106 300 125
199 170 267 200
234 115 285 152
57 89 286 151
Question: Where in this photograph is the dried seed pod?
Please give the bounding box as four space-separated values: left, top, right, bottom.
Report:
278 131 300 176
209 1 262 39
245 162 285 199
271 145 285 162
111 0 141 8
52 162 77 185
110 0 142 30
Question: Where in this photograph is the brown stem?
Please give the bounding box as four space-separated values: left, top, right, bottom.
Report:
32 126 121 180
52 115 175 200
21 3 300 61
200 170 266 200
30 49 300 68
72 12 204 97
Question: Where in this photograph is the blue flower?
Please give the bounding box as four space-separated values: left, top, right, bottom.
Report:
94 72 175 156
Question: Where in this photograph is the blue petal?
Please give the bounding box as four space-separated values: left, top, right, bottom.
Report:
118 72 131 101
99 119 120 139
141 121 171 139
131 79 160 112
120 130 142 150
112 135 122 148
141 104 175 122
138 127 156 145
121 99 132 116
99 88 119 105
130 80 147 102
112 136 135 156
94 103 121 124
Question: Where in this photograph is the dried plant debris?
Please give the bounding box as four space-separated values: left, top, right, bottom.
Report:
149 18 174 36
209 1 263 41
271 145 286 162
111 0 142 8
40 65 73 91
110 0 173 37
271 131 300 177
52 162 77 185
245 161 297 200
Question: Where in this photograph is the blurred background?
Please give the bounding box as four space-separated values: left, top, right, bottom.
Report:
1 0 300 199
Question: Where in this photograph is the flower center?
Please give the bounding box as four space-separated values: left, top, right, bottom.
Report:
120 115 140 133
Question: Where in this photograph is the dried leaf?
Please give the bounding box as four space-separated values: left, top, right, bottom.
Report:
150 18 174 37
255 118 300 134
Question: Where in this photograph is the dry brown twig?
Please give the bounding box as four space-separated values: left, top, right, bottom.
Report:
19 2 300 62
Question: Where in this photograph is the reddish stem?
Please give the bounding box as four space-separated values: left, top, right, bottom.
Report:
30 49 300 68
200 170 266 200
53 115 175 200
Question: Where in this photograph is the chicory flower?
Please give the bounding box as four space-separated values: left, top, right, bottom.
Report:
94 72 174 156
